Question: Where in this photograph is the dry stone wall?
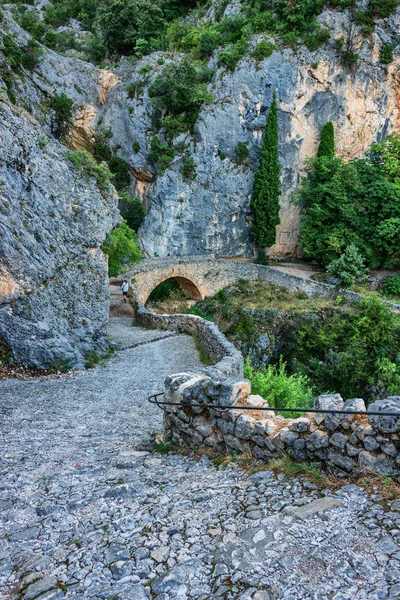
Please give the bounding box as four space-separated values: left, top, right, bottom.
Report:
163 376 400 481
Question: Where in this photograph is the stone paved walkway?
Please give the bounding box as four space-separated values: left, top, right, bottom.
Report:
1 320 400 600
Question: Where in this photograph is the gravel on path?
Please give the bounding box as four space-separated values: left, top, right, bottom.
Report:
1 321 399 600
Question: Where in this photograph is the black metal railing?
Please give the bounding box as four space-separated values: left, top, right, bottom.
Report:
148 392 400 417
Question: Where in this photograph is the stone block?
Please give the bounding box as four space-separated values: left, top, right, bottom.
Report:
252 435 265 447
329 432 348 449
368 397 400 433
346 443 361 457
289 417 310 432
363 436 380 451
309 429 330 449
328 450 354 472
293 438 306 450
219 378 251 407
381 442 397 457
358 451 395 476
223 433 244 452
283 497 342 520
279 429 299 447
314 394 344 430
340 398 366 428
235 414 255 440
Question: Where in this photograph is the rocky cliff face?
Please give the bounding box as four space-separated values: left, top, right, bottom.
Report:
98 6 400 259
0 14 120 368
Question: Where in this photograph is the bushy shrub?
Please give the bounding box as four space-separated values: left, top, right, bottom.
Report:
235 141 249 164
341 49 358 66
381 274 400 298
164 115 187 139
118 192 145 231
1 34 23 68
17 9 46 40
218 38 248 70
49 93 73 138
303 27 330 51
68 149 113 191
252 39 276 61
368 0 398 18
327 244 368 286
93 142 112 162
44 0 97 30
149 58 213 130
149 136 175 174
244 357 314 418
108 156 131 191
102 220 141 277
132 141 141 153
180 156 197 181
380 44 394 64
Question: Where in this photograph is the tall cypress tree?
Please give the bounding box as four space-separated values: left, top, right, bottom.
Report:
250 92 281 248
317 121 335 158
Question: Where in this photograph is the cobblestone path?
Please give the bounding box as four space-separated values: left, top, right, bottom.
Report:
1 319 400 600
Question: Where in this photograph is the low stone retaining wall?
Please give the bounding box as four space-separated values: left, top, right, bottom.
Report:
132 293 243 378
163 374 400 480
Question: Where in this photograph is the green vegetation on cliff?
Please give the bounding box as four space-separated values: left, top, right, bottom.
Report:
102 220 141 277
4 0 398 67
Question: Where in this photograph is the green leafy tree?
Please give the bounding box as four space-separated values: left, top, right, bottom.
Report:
368 133 400 184
316 121 335 158
250 93 281 248
108 156 131 191
118 192 146 231
293 295 400 401
97 0 166 55
50 93 73 138
381 274 400 298
102 221 141 277
327 244 368 286
297 135 400 268
149 58 213 129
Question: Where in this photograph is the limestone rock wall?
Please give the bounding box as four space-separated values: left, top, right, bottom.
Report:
0 101 119 368
99 6 400 259
0 14 121 367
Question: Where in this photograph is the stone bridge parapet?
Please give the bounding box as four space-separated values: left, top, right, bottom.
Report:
126 257 363 305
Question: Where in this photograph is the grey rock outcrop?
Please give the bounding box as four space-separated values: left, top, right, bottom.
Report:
98 5 400 259
0 101 119 367
0 13 121 368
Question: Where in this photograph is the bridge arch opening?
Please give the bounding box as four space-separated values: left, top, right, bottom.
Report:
145 276 202 305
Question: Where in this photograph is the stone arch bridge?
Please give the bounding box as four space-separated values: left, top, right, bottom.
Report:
125 256 349 305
